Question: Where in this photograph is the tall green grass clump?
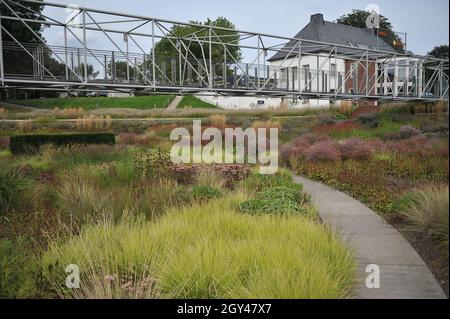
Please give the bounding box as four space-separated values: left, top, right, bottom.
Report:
400 184 449 246
42 196 356 299
56 174 186 223
0 171 28 214
0 239 39 298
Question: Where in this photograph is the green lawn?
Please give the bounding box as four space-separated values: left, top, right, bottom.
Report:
8 95 175 110
329 120 404 139
177 95 218 109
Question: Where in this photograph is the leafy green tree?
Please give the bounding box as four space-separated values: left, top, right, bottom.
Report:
107 60 129 80
153 17 242 81
428 45 449 60
155 17 241 62
74 63 99 80
426 45 449 83
0 1 80 84
1 0 46 75
336 9 404 52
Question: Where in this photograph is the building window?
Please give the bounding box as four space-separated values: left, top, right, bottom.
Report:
331 63 337 77
280 68 286 81
291 67 297 81
303 65 310 91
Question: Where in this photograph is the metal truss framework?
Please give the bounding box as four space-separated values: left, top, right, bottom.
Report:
0 0 448 101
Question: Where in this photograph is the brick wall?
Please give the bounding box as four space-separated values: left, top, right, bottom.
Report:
345 60 377 107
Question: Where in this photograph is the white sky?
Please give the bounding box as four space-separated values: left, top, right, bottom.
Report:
40 0 449 62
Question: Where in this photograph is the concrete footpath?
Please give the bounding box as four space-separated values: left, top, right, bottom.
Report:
166 95 183 112
293 176 447 299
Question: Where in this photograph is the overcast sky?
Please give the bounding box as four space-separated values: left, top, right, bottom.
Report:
42 0 449 56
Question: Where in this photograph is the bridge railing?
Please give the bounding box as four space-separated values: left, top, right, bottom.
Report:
0 0 448 101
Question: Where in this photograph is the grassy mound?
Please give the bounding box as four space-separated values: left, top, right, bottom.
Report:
177 95 218 109
9 95 174 110
42 196 356 299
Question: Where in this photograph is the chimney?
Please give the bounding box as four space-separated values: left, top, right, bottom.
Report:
311 13 324 25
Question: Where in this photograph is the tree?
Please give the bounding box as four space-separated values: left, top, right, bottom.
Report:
74 63 99 79
153 17 242 82
107 60 128 81
1 0 46 75
428 45 449 60
427 45 449 84
0 1 77 79
336 9 405 52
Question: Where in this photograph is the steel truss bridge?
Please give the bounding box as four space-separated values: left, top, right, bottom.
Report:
0 0 448 102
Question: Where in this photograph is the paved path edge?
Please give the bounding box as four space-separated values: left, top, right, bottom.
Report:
293 175 446 299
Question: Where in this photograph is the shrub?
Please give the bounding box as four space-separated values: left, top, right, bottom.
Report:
17 119 33 133
75 115 112 131
400 184 449 244
252 120 282 131
240 180 310 216
332 101 356 119
56 174 110 222
281 134 331 165
256 186 305 205
314 121 363 135
118 133 139 145
0 171 28 213
0 239 39 298
212 164 251 185
339 101 354 114
54 108 84 118
381 102 418 115
239 172 299 193
118 133 160 147
133 151 175 179
338 138 373 160
42 197 356 299
305 141 341 162
383 102 448 115
399 126 423 139
385 136 431 156
209 114 227 129
356 113 380 129
434 101 449 113
280 144 300 167
170 164 251 186
0 136 9 150
195 169 226 190
10 133 116 154
57 173 185 222
240 198 306 215
293 133 330 146
382 132 402 141
192 185 223 201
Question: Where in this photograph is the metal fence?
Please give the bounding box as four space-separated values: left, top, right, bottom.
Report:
0 0 448 101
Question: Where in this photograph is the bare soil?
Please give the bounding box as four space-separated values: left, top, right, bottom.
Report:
387 214 449 297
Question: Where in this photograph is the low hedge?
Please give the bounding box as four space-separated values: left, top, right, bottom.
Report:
10 133 116 154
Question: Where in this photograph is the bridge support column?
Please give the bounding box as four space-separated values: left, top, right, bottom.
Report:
64 26 68 81
393 56 398 98
104 55 108 81
187 65 192 86
0 9 4 86
404 61 409 97
418 60 423 98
